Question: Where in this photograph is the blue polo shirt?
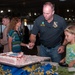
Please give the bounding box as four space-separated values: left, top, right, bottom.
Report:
31 14 67 48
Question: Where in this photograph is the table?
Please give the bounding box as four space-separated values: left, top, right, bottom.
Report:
0 62 75 75
0 62 58 75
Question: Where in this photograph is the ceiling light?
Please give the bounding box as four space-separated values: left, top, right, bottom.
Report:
8 9 11 12
0 10 3 13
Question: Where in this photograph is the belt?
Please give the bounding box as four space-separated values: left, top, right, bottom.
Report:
42 43 61 49
47 47 54 49
46 46 56 49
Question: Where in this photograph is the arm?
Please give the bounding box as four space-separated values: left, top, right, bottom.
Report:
30 34 36 43
27 34 36 49
69 60 75 67
20 34 36 49
62 39 68 46
8 37 12 52
0 28 8 45
20 43 27 46
58 39 68 53
60 57 66 63
0 38 8 45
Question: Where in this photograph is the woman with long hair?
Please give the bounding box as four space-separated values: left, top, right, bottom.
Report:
8 17 28 53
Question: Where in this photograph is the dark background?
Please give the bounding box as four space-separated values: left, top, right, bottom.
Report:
0 0 74 23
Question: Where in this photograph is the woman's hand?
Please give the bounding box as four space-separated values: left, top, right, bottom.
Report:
28 42 35 49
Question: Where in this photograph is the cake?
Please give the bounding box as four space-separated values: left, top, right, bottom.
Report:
0 52 50 67
0 52 26 66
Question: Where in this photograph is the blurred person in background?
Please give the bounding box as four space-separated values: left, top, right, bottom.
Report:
0 15 10 52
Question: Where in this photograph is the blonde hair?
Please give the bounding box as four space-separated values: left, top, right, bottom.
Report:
65 25 75 34
43 2 54 11
8 17 21 33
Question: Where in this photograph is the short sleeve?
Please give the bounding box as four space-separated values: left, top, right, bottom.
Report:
62 18 67 30
8 30 14 37
31 20 39 35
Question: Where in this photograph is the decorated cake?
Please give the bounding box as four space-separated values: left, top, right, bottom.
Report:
0 52 26 65
0 52 50 67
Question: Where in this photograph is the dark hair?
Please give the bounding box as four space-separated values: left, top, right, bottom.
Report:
2 15 11 20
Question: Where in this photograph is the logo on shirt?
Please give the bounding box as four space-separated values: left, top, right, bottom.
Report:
53 22 58 28
40 22 45 26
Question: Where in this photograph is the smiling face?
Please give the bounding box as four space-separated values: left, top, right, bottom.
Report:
64 31 75 44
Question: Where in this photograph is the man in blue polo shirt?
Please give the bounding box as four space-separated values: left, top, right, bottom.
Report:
29 2 67 63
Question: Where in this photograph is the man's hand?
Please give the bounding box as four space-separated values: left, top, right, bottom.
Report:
58 45 65 53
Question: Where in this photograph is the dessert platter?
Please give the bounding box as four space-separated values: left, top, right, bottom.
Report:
0 52 50 67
